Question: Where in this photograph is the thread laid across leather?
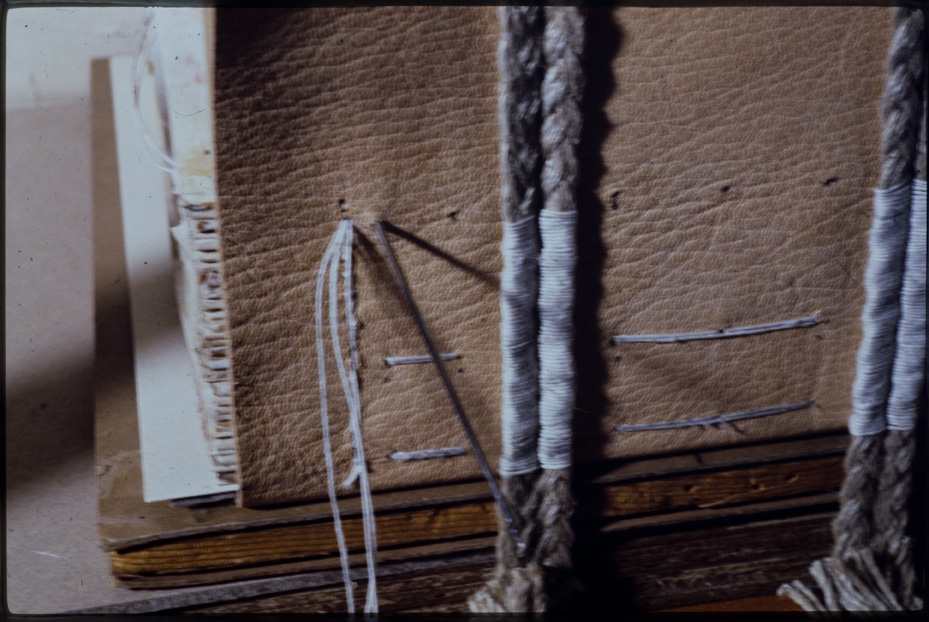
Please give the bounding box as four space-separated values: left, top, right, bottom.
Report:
591 7 890 461
213 7 892 508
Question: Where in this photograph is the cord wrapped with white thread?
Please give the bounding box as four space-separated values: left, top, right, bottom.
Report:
885 179 926 432
470 6 584 613
537 210 577 470
497 3 544 480
848 183 912 436
500 216 542 476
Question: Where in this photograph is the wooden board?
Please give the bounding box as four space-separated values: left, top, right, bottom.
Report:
168 509 835 613
110 450 844 577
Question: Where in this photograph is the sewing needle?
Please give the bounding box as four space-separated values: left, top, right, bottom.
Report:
372 221 526 551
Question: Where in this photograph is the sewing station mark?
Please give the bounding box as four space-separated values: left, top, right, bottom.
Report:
390 447 467 461
612 314 823 344
385 353 459 367
615 401 815 433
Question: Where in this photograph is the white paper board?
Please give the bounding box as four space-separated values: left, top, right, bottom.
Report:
110 55 237 502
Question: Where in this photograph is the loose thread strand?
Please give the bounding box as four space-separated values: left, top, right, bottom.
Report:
315 221 379 613
334 222 378 614
314 225 355 613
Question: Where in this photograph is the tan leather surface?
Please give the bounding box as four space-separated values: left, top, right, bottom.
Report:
585 6 890 459
213 7 891 506
94 52 496 551
214 8 502 506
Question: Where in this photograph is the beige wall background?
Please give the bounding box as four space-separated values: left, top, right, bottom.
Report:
4 7 198 613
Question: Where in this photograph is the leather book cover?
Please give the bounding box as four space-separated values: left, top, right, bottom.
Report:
211 6 891 507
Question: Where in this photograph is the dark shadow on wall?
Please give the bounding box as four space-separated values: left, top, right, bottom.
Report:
5 356 95 497
5 97 99 496
568 9 628 610
573 9 622 471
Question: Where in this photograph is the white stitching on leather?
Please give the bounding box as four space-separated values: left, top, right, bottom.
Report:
611 315 823 344
389 447 466 461
384 353 459 367
614 401 814 433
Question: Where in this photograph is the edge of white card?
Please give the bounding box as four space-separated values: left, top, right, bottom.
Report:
110 53 237 502
153 7 217 207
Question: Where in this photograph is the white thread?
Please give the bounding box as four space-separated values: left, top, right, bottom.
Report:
169 492 236 508
329 221 378 614
31 551 65 560
172 205 237 481
384 353 459 367
886 179 926 431
338 226 364 494
611 315 823 344
389 447 467 461
615 401 814 433
849 184 912 436
315 221 378 613
314 224 354 612
344 223 379 616
131 8 181 188
537 210 577 470
499 216 541 476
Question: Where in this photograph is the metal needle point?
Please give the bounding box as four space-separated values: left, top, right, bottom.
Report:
372 221 526 551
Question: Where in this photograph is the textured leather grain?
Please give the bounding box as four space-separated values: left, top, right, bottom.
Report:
214 8 502 505
584 6 890 459
213 7 892 506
